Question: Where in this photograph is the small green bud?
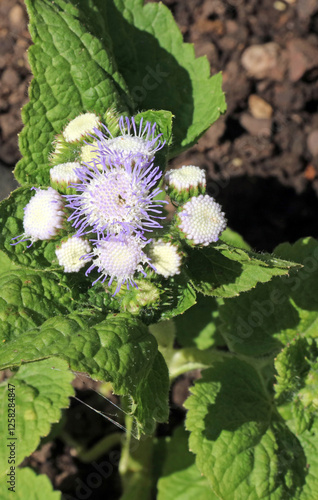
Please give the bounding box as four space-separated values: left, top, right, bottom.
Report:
118 280 160 315
49 134 82 167
103 107 122 137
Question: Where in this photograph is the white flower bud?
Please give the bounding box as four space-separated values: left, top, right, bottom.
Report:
80 141 99 165
165 165 206 203
148 239 182 278
53 139 63 155
50 162 81 186
56 236 91 273
63 113 101 142
165 165 206 191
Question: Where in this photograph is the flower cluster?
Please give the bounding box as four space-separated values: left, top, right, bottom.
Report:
14 112 227 295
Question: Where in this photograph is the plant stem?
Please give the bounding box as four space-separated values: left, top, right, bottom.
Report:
119 414 154 500
77 432 123 463
168 347 233 379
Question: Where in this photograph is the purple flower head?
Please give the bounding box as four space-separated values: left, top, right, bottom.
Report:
65 154 166 238
85 233 154 295
94 116 165 163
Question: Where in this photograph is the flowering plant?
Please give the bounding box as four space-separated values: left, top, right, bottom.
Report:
1 1 318 499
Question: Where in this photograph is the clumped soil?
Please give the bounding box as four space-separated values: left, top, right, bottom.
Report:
1 0 318 498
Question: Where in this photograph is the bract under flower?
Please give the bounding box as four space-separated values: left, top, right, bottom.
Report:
165 165 206 203
85 234 153 294
65 155 165 238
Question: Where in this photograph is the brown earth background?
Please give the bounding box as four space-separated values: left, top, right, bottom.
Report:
0 0 318 498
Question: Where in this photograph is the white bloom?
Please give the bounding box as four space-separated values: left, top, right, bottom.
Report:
56 236 91 273
20 188 64 245
63 113 101 142
178 195 226 245
148 239 182 278
50 162 81 185
86 235 152 294
165 165 206 191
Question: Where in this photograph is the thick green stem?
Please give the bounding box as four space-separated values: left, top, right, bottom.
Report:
119 414 154 500
77 432 123 463
168 347 233 379
61 430 123 463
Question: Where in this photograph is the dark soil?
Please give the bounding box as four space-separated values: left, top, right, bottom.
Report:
1 0 318 498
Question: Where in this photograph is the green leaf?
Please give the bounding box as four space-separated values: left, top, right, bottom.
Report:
0 269 78 341
220 227 251 251
134 109 173 147
186 242 298 299
159 272 197 321
173 294 223 350
219 238 318 356
185 358 307 500
274 407 318 499
1 467 61 499
275 337 318 434
101 0 226 157
0 250 20 276
15 0 133 186
157 426 215 500
296 421 318 499
135 109 174 173
0 358 74 477
0 313 168 435
134 351 169 435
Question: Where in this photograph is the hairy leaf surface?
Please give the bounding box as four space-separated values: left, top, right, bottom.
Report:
0 313 168 434
157 426 215 500
219 238 318 356
0 358 74 477
186 242 298 299
185 359 307 499
95 0 226 157
15 0 133 186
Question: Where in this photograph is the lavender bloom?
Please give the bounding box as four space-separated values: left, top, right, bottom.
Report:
95 116 165 163
12 114 169 295
65 155 166 238
85 234 154 295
